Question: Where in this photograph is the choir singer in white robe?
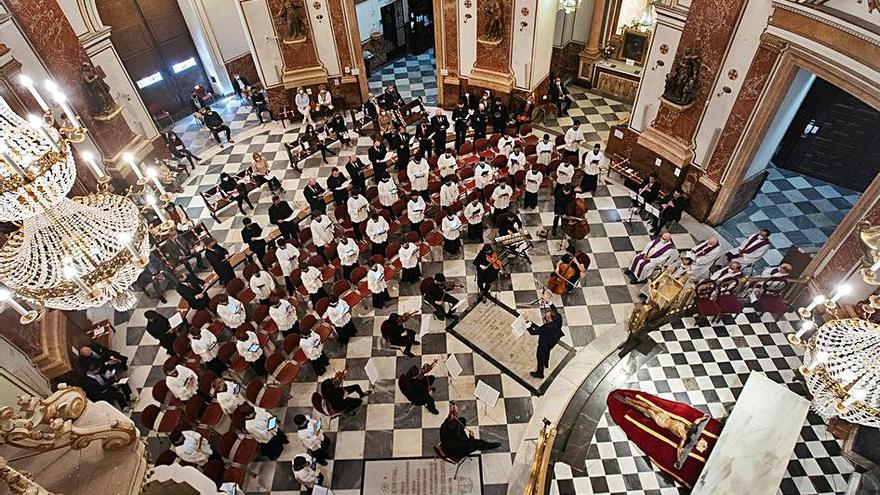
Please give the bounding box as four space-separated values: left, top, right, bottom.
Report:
627 232 678 283
165 363 198 401
172 430 212 465
407 155 430 200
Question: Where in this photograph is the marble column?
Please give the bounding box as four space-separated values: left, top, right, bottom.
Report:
3 0 136 162
468 0 515 94
580 0 607 61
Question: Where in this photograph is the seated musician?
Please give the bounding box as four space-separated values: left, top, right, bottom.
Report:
473 244 501 302
423 273 460 321
381 312 420 357
399 362 439 414
497 210 524 237
636 173 662 211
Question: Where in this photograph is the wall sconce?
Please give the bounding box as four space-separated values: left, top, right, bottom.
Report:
464 13 472 22
520 21 528 31
858 221 880 285
651 60 665 71
715 86 732 97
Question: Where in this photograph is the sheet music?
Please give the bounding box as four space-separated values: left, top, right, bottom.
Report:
312 487 333 495
419 313 433 338
445 353 463 378
475 380 500 408
364 358 380 385
511 315 528 338
168 312 184 328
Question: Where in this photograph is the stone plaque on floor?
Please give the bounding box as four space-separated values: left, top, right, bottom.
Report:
447 298 575 395
361 456 481 494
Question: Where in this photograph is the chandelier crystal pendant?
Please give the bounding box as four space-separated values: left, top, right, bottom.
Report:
559 0 582 15
0 81 150 314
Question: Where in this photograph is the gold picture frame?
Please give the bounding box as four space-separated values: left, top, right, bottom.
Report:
618 28 652 66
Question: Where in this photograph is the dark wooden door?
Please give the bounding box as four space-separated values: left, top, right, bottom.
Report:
381 1 407 60
97 0 210 119
774 77 880 192
407 0 434 55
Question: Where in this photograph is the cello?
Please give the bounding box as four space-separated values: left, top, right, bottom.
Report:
546 256 577 295
562 197 590 239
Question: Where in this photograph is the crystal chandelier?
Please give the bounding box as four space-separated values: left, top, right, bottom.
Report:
559 0 582 15
789 284 880 427
0 80 149 315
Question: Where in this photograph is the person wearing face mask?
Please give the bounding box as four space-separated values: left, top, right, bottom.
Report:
295 87 313 124
471 104 487 141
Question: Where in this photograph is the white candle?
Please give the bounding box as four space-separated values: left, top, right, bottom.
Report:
146 167 166 194
145 194 168 221
80 151 106 178
19 75 49 112
117 232 140 259
62 264 90 292
50 91 78 128
843 384 867 407
0 144 26 178
807 350 829 371
805 295 826 312
0 288 28 316
27 114 61 152
795 320 814 340
124 153 144 181
831 284 851 303
872 259 880 272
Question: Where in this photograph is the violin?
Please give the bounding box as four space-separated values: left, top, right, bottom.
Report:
416 358 439 379
332 368 347 386
486 251 504 271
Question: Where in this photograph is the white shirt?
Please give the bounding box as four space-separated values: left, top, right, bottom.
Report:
218 297 246 328
219 482 243 495
296 415 325 451
245 406 277 443
407 197 426 223
347 195 369 223
464 202 484 225
276 245 300 277
292 454 319 487
366 217 390 243
564 127 584 152
167 365 198 401
190 328 218 362
269 299 297 331
377 178 398 207
584 150 603 175
317 90 332 107
367 266 387 293
236 331 263 362
498 136 515 156
299 331 324 361
337 239 360 266
536 140 553 156
398 243 419 269
556 162 574 185
301 266 323 294
508 151 526 175
175 430 212 465
491 185 512 210
408 158 430 191
442 215 462 240
474 163 494 189
438 154 457 177
525 170 543 193
216 380 245 415
311 216 334 247
326 301 351 327
440 182 458 207
295 92 311 112
249 271 275 300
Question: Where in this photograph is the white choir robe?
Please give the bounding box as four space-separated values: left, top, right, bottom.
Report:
326 301 352 327
564 128 584 152
440 183 458 207
474 164 494 189
407 159 430 191
497 136 515 156
442 215 462 240
525 170 543 193
710 266 743 293
407 197 426 223
491 186 512 210
218 297 246 328
276 245 300 277
337 239 360 267
377 178 398 208
398 244 419 269
629 238 678 282
366 217 390 244
269 300 297 331
584 150 603 175
464 202 484 225
293 454 319 487
508 152 526 176
175 430 212 465
249 271 275 300
300 331 324 361
536 141 553 165
219 483 243 495
556 163 574 185
726 234 770 265
347 195 369 223
216 381 245 414
167 365 198 400
245 406 277 443
236 331 263 362
311 216 334 247
367 266 387 294
190 328 218 362
302 267 323 294
296 415 325 451
688 241 724 281
438 155 457 177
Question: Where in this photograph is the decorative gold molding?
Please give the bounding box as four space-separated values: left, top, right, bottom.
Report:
0 458 56 495
281 65 329 89
467 66 515 94
636 125 694 168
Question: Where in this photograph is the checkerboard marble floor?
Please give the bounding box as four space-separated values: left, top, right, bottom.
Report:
369 49 438 106
549 310 854 495
717 166 860 270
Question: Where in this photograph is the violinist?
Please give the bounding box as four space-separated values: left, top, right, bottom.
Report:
320 369 371 414
474 243 502 301
399 360 439 414
424 273 460 320
381 312 420 357
440 402 500 459
652 189 686 236
552 183 575 237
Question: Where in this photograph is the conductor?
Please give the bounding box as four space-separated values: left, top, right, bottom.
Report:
526 297 564 379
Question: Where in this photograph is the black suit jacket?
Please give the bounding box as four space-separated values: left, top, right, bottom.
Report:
269 201 295 226
368 145 387 164
527 311 564 359
304 184 326 209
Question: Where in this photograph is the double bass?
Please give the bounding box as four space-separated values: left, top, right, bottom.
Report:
562 197 590 239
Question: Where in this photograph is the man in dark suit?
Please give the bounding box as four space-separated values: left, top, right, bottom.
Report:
77 343 128 375
202 108 234 145
205 241 235 285
462 91 479 111
652 188 686 236
230 73 250 97
415 122 434 159
398 364 438 414
242 218 269 270
439 402 500 459
162 131 200 170
303 178 326 214
549 76 572 115
430 110 450 154
176 272 209 310
367 139 388 182
249 87 273 124
452 101 470 151
268 195 299 241
526 300 564 379
81 361 132 410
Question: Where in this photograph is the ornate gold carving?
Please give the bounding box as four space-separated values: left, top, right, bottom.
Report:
0 385 137 453
858 220 880 285
0 458 56 495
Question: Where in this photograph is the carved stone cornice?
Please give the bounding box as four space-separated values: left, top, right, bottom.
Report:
759 32 789 53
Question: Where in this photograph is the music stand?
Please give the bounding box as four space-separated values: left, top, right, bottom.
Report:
625 190 644 225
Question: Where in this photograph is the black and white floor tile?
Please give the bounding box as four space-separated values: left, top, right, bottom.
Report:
368 49 438 106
